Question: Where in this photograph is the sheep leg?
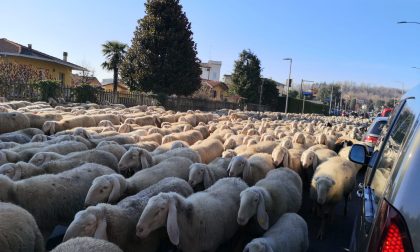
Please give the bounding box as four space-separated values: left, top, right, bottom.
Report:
317 213 326 240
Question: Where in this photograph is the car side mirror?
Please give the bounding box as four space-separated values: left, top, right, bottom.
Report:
349 144 368 165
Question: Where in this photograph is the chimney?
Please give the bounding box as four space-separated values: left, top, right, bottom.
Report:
28 44 32 50
63 52 68 62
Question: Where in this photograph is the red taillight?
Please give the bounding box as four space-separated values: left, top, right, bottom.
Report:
381 223 404 252
365 136 378 143
368 199 413 252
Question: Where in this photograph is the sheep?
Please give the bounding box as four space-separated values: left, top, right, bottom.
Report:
23 112 63 129
243 213 309 252
191 138 224 164
63 177 193 252
124 141 160 152
136 177 248 252
51 237 123 252
222 149 237 158
0 163 115 238
188 157 231 190
85 157 193 206
0 141 19 149
90 134 137 145
0 112 30 134
228 153 275 186
223 135 244 150
316 133 336 150
0 128 44 144
161 129 203 145
237 168 302 230
139 132 163 144
96 140 127 161
310 156 358 239
0 202 45 252
301 148 338 170
42 115 97 135
118 146 200 172
90 114 121 126
272 145 304 175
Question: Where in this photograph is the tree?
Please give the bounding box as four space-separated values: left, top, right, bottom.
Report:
101 41 127 93
230 49 262 104
261 78 279 107
121 0 201 96
288 89 299 99
350 98 357 111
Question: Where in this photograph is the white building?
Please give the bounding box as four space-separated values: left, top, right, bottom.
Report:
200 60 222 81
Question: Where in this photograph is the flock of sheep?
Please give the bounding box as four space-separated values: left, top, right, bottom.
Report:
0 100 370 252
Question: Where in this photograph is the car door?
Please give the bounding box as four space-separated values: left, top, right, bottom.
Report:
350 99 416 252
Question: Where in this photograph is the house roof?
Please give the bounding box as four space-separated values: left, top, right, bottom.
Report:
201 79 228 90
72 74 101 87
101 82 129 90
0 38 86 71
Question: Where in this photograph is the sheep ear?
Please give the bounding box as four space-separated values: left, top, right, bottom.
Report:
139 150 153 170
12 165 22 181
283 151 289 168
167 198 179 245
312 155 318 170
256 191 269 230
202 167 213 189
108 176 122 203
94 215 108 240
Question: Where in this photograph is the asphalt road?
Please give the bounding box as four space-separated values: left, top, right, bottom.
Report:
300 168 365 252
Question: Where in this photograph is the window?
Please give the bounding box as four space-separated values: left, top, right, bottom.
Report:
212 90 217 98
369 102 416 202
59 73 65 86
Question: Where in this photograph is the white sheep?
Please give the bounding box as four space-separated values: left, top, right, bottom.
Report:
0 128 44 144
0 163 115 238
188 157 230 190
272 145 304 175
310 156 358 239
0 112 30 134
237 168 302 230
0 202 45 252
118 146 200 173
301 148 337 170
191 138 224 164
136 177 248 252
64 177 193 252
95 140 127 161
228 153 275 185
85 157 193 206
51 237 123 252
243 213 309 252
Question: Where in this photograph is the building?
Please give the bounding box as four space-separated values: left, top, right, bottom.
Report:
71 74 101 87
0 38 85 86
101 78 129 93
223 74 233 86
200 60 222 81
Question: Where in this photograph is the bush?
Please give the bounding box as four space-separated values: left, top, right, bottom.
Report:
72 84 103 103
33 80 61 101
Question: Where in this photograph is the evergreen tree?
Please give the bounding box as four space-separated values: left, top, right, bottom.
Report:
261 78 279 107
101 41 127 93
231 50 262 103
121 0 201 96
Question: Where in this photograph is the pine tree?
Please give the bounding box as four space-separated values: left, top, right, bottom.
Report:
121 0 201 96
231 50 262 104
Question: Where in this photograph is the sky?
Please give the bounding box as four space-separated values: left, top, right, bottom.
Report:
2 0 420 90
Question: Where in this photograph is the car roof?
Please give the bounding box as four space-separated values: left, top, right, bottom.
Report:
373 117 388 122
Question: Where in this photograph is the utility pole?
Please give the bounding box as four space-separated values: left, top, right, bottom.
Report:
283 58 292 114
300 79 304 99
329 85 333 115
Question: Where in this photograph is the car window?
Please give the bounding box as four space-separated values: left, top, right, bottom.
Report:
370 120 386 135
369 105 416 203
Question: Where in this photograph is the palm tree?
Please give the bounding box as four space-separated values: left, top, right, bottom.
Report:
101 41 127 93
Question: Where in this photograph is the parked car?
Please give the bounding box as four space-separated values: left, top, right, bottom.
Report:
362 116 388 149
349 85 420 252
381 107 393 117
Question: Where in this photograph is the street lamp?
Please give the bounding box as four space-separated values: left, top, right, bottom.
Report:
283 58 292 114
398 21 420 25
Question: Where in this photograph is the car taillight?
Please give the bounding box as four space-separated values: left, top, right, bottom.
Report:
365 136 378 143
368 199 413 252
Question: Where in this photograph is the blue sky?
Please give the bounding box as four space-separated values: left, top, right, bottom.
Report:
2 0 419 89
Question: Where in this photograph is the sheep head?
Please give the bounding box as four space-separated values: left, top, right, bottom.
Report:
29 152 54 166
84 174 127 206
0 163 21 180
227 156 249 177
293 132 306 145
188 163 214 189
118 147 153 172
237 187 269 230
223 138 236 150
313 176 335 205
73 127 92 139
222 149 237 158
162 135 177 144
30 134 48 142
42 121 57 135
118 123 133 133
272 146 289 167
280 138 293 149
63 206 108 242
98 120 114 128
170 141 188 150
0 175 14 201
136 192 181 245
317 133 327 145
301 150 317 169
243 238 273 252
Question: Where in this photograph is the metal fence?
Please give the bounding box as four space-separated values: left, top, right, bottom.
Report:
1 85 270 112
